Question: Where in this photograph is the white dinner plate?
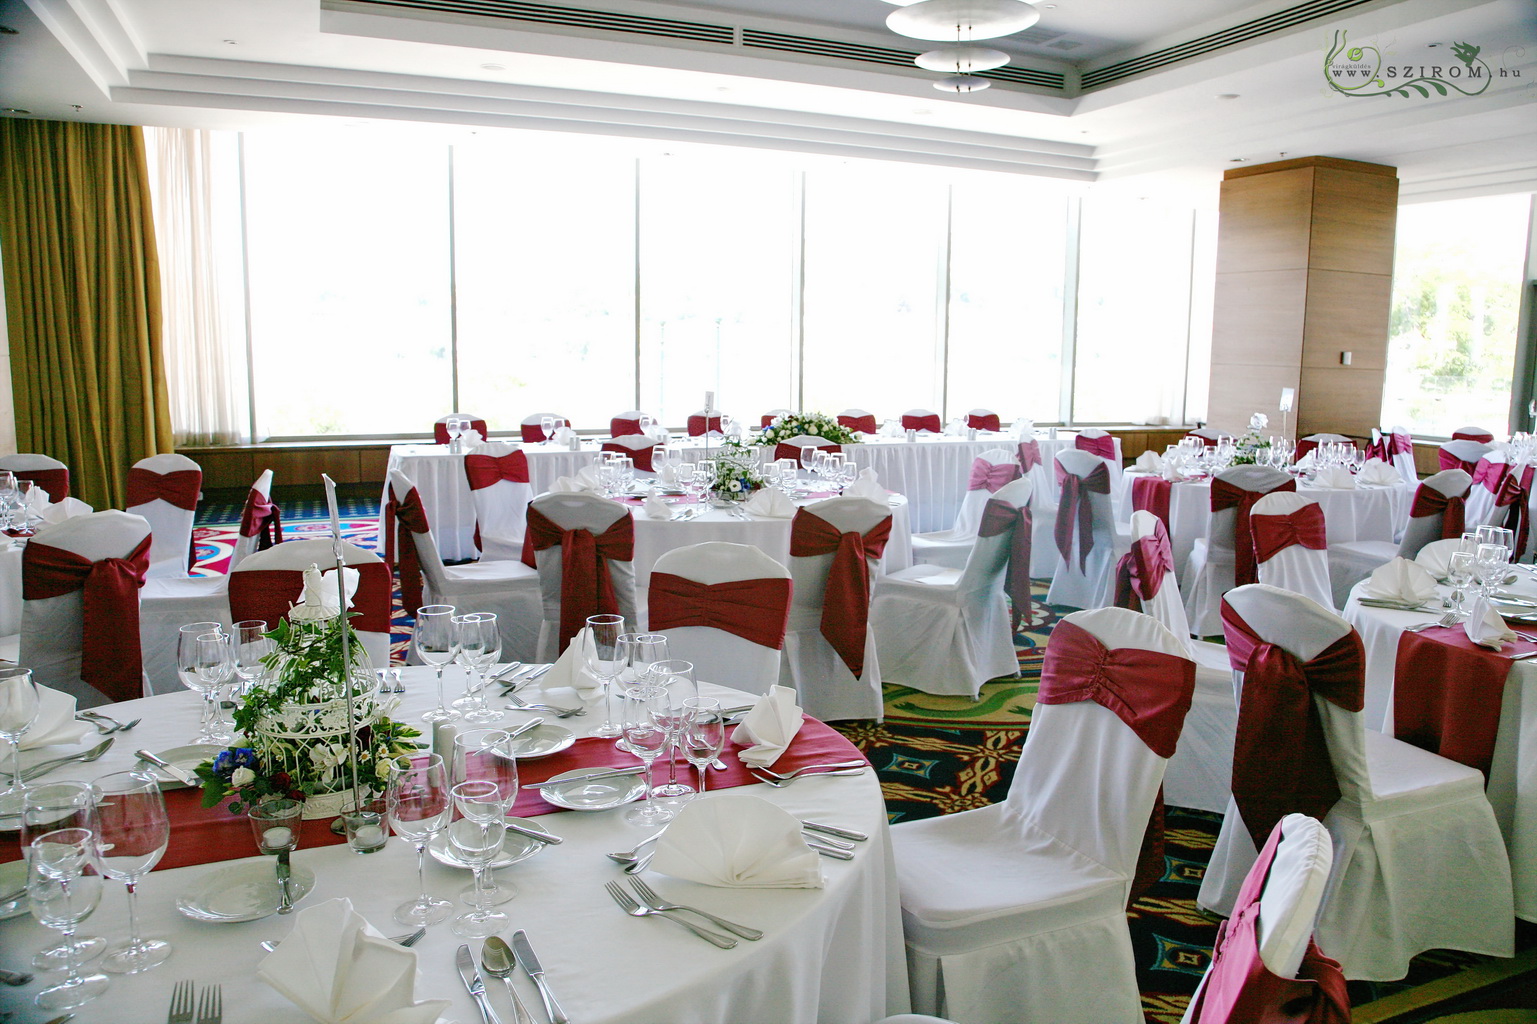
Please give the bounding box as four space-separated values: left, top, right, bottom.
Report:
506 724 575 759
0 859 26 920
176 860 317 923
536 768 646 811
136 744 226 789
427 818 548 869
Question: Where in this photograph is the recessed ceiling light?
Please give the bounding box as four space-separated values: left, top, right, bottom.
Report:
1230 157 1246 162
1 108 30 115
1043 3 1056 7
222 39 237 45
480 62 505 70
913 108 933 115
0 25 19 35
715 85 731 92
1217 93 1240 100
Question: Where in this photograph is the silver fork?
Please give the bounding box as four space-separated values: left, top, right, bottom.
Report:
628 878 763 940
603 881 737 948
167 980 195 1024
750 767 866 788
77 710 141 733
751 760 867 780
506 694 585 717
196 984 222 1024
1405 612 1460 632
14 737 114 782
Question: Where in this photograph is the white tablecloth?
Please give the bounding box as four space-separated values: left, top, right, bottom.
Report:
1343 582 1537 922
0 542 21 638
0 673 909 1023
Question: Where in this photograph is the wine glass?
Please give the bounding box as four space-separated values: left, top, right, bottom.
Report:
1446 550 1476 618
194 632 235 743
681 697 725 800
448 780 509 937
452 612 503 724
761 460 782 490
799 446 818 489
615 455 636 495
231 620 274 696
642 659 696 800
775 458 799 493
450 729 519 906
415 604 461 723
20 783 103 969
1475 542 1510 599
0 665 40 815
90 772 171 973
586 614 627 739
621 685 672 826
445 415 465 451
175 622 225 743
675 462 698 502
13 480 38 535
386 754 453 926
614 633 668 751
540 415 557 445
29 828 108 1011
0 471 16 531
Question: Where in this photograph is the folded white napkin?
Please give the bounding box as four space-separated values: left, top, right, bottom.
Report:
726 420 746 440
649 794 823 889
878 420 903 438
656 462 679 486
642 495 672 519
461 429 485 446
550 466 601 493
743 488 795 518
1357 458 1401 486
1312 466 1357 490
844 469 885 503
0 685 92 756
1134 451 1166 473
40 497 94 525
1011 419 1035 440
552 425 576 445
24 488 49 518
735 685 803 768
942 419 966 436
1415 538 1460 578
1361 557 1438 605
289 564 360 621
1161 463 1188 482
1295 451 1316 470
259 898 449 1024
538 627 603 701
1465 595 1517 648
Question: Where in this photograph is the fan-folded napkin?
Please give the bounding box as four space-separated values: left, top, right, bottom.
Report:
1415 539 1460 578
289 564 359 621
1011 419 1035 440
734 685 802 768
1133 451 1166 473
460 429 484 446
1361 557 1438 605
0 685 91 755
1295 452 1316 470
537 626 603 701
943 419 965 436
1465 595 1517 648
1357 458 1401 486
1312 466 1357 489
550 466 601 493
259 898 449 1024
878 420 903 438
40 497 93 524
743 488 795 518
844 469 886 503
649 793 823 889
552 426 577 445
643 495 673 519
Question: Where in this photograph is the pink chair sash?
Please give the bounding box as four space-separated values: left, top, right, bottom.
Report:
1388 431 1413 456
1211 476 1296 588
1453 428 1494 443
789 509 892 678
1053 460 1111 572
238 487 282 550
647 573 792 650
1439 447 1479 473
1364 431 1387 463
686 414 723 436
967 458 1022 493
229 563 393 637
1114 526 1174 613
1075 433 1116 460
1131 475 1172 531
1409 482 1467 540
610 415 646 437
838 413 877 434
385 486 432 613
1016 440 1042 472
434 418 487 445
774 441 840 463
901 413 941 433
520 418 566 443
1221 601 1365 848
601 441 657 473
464 450 531 490
14 467 69 502
525 506 635 653
965 412 1000 432
1185 822 1351 1024
22 534 151 703
1251 503 1327 566
978 498 1033 630
126 468 201 511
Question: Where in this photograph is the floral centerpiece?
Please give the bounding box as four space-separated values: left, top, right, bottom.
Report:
1230 412 1274 466
708 439 766 502
756 411 861 448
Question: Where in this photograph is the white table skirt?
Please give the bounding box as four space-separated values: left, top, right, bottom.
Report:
1343 583 1537 923
0 542 21 638
0 674 909 1023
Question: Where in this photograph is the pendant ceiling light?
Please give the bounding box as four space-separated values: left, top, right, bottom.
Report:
885 0 1041 42
915 45 1010 73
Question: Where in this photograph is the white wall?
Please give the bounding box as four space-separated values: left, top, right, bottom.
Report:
0 240 17 453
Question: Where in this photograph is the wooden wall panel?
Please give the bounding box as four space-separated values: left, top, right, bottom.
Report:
1215 169 1314 274
1309 166 1399 274
1207 362 1301 434
1211 269 1308 366
1300 270 1394 369
1297 367 1385 438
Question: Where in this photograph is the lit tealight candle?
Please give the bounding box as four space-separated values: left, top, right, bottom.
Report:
261 826 293 850
351 824 385 847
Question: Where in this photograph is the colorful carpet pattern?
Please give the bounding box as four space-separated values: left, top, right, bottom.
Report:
188 508 1515 1023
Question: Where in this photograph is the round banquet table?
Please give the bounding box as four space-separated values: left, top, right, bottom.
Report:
1342 579 1537 923
0 671 908 1023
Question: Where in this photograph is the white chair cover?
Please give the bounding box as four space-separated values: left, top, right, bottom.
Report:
528 489 638 661
1387 426 1417 485
872 478 1031 699
1074 427 1125 494
1439 438 1492 475
1463 452 1509 531
610 410 651 437
231 469 276 573
520 412 566 443
1326 468 1470 607
902 408 942 433
389 469 542 663
434 413 487 444
126 452 201 580
910 448 1014 571
229 538 393 670
894 607 1194 1023
1251 492 1335 611
600 433 663 475
1198 585 1514 980
1045 449 1128 610
464 441 532 562
1182 465 1294 636
0 452 71 502
647 542 790 696
777 496 890 722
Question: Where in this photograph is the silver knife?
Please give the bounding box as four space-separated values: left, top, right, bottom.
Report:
520 765 645 790
506 821 563 845
133 749 201 787
456 944 503 1024
511 930 570 1024
801 820 869 842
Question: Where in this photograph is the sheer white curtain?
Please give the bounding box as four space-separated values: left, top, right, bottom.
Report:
144 127 248 445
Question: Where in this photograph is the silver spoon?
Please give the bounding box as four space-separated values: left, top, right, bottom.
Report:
482 936 537 1024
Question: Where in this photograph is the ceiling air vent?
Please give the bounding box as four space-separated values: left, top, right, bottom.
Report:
741 29 919 70
346 0 734 45
974 65 1065 88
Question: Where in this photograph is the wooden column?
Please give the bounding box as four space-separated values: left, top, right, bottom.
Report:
1207 156 1398 439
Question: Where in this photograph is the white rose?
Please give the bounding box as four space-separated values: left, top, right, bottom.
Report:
230 766 256 787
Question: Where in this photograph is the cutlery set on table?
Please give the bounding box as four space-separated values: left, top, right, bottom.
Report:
457 930 568 1024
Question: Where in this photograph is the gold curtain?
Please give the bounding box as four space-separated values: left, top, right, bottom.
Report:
0 119 174 509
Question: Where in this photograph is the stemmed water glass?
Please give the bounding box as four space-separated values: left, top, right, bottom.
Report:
0 665 40 817
0 471 17 532
675 462 698 502
621 685 671 826
21 782 103 969
614 633 669 750
642 659 696 801
681 698 725 800
415 604 460 723
775 458 799 493
90 772 171 974
194 632 236 743
448 780 509 937
586 614 627 739
450 729 519 907
387 753 453 926
799 447 819 490
540 415 558 445
232 620 274 696
1447 549 1476 619
452 612 503 724
175 623 226 743
29 828 108 1011
1475 542 1510 600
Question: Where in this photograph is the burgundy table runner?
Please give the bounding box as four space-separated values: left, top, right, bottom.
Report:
1393 626 1532 778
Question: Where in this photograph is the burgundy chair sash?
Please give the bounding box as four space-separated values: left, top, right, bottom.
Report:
464 450 531 490
1211 476 1296 588
22 534 152 703
1250 503 1327 566
601 441 656 473
1364 432 1387 463
1409 482 1467 539
1075 433 1116 460
966 412 1001 432
902 413 941 433
1439 448 1478 474
761 414 779 429
648 573 792 650
774 441 840 463
229 563 393 637
386 486 432 614
967 458 1022 494
239 487 282 551
1495 465 1533 558
838 413 877 434
1131 475 1172 531
1393 626 1528 779
1293 438 1323 463
978 498 1033 630
126 468 201 511
520 418 565 443
686 414 723 436
15 467 69 503
434 418 487 445
1221 601 1365 848
1453 428 1495 443
1053 460 1111 572
1114 527 1175 613
789 509 892 678
610 416 645 437
1185 822 1351 1024
525 506 635 653
1016 440 1043 472
1388 431 1412 456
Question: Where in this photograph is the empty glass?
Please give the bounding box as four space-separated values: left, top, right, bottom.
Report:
540 415 558 444
621 685 671 826
587 614 627 739
29 828 108 1011
642 659 696 800
90 772 171 973
681 697 725 800
0 665 40 816
231 620 274 695
415 604 461 723
21 782 103 969
448 780 509 937
175 623 226 742
1447 550 1476 618
387 754 453 926
449 730 518 907
452 612 503 724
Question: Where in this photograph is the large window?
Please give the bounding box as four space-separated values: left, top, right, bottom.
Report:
1381 193 1533 437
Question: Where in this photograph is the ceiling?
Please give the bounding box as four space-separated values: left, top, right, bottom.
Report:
3 0 1535 203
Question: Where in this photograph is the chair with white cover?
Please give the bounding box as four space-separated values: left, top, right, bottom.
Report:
600 434 663 474
893 606 1195 1023
433 413 487 445
21 510 153 708
1250 492 1335 611
520 413 566 443
526 489 638 660
901 409 942 434
0 453 70 502
125 453 201 579
463 442 532 561
647 542 791 696
838 409 878 434
1438 438 1491 474
1295 433 1353 463
231 469 280 571
387 469 542 663
685 409 726 437
1016 438 1057 576
1326 469 1470 607
873 478 1032 699
229 538 394 669
772 435 841 465
1452 425 1496 443
778 496 891 721
761 408 793 429
1045 449 1128 609
910 448 1019 570
1367 426 1417 486
964 408 1001 432
1075 428 1124 497
1182 465 1295 636
1198 585 1514 980
1464 454 1531 547
1179 814 1348 1024
1114 510 1236 813
609 411 653 437
1186 427 1223 446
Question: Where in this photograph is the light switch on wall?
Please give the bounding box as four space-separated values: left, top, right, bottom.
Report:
1340 351 1353 365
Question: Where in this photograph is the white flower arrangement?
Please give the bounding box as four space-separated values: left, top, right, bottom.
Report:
756 412 860 448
